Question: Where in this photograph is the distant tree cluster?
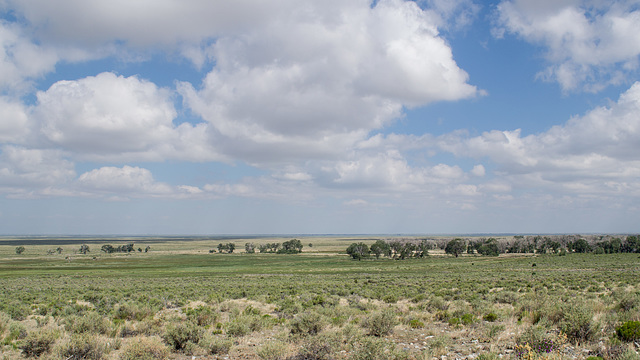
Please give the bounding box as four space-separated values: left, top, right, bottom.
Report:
217 243 236 254
257 239 304 254
346 239 431 260
441 234 640 257
101 243 141 254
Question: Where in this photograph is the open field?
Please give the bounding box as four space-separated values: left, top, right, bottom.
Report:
0 236 639 360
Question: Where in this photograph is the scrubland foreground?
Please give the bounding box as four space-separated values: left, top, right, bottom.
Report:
0 236 639 360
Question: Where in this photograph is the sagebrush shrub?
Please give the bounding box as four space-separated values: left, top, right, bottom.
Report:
19 328 59 358
298 333 340 360
64 311 111 334
362 309 396 337
290 311 326 336
199 333 232 355
119 336 169 360
53 333 106 360
256 340 288 360
349 337 398 360
559 302 596 342
162 321 202 351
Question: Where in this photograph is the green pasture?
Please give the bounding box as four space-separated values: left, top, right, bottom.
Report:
1 236 639 318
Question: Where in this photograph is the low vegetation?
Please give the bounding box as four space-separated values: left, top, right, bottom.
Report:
0 234 639 359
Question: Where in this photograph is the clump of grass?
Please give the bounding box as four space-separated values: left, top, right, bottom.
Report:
408 319 424 329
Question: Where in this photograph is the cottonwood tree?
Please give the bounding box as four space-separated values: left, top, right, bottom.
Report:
79 244 90 254
15 246 25 255
346 242 370 260
445 239 466 257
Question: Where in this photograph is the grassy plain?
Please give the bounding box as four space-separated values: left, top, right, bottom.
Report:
0 236 639 360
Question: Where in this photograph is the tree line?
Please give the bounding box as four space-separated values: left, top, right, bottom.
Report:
211 239 304 254
346 239 431 260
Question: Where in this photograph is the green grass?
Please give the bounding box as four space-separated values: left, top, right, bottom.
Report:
1 239 639 316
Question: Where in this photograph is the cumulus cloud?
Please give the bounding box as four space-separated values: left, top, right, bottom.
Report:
179 0 480 164
33 72 221 162
0 21 58 93
77 166 172 197
495 0 640 91
0 146 75 197
0 97 30 143
439 81 640 196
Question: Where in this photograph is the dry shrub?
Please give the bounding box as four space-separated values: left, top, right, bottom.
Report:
53 333 107 360
19 328 59 358
119 336 169 360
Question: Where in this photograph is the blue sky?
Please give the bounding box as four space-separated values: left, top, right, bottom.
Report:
1 0 640 235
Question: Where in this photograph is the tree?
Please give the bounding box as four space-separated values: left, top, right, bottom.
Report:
101 245 115 253
245 243 255 254
56 247 63 254
623 235 640 253
477 238 500 256
15 246 25 255
145 246 151 253
370 240 391 259
346 242 370 260
445 239 466 257
79 244 90 254
278 239 303 254
571 239 590 253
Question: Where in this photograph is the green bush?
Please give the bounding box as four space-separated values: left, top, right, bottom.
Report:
483 313 498 322
119 336 169 360
290 311 326 336
616 321 640 341
162 321 202 351
408 319 424 329
362 310 396 337
461 313 476 325
559 302 596 342
19 328 59 358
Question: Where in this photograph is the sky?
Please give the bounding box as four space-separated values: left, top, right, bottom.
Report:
1 0 640 235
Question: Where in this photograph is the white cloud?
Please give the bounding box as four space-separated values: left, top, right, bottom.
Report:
77 166 172 197
470 164 486 177
0 146 75 196
495 0 640 91
0 97 30 143
439 81 640 196
179 0 479 164
34 72 221 162
0 22 58 93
